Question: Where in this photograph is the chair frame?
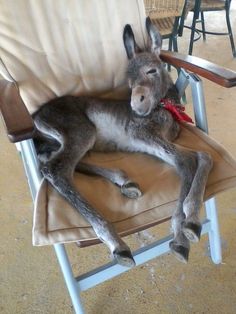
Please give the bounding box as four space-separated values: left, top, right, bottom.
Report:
1 50 236 313
180 0 236 57
164 17 181 52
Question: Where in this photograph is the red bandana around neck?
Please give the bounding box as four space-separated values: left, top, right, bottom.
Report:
160 98 194 124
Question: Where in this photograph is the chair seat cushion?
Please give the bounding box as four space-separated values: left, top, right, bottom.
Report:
33 123 236 247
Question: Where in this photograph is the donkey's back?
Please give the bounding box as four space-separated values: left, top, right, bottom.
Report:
34 82 180 155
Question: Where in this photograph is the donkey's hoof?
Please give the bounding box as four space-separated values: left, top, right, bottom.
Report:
169 241 189 264
121 182 142 199
113 249 136 268
183 222 202 243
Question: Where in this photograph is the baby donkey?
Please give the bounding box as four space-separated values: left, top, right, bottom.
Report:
33 18 213 267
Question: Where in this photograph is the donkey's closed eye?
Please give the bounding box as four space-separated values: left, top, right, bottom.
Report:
146 69 157 75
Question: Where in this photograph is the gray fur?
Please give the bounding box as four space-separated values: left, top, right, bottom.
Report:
33 19 212 266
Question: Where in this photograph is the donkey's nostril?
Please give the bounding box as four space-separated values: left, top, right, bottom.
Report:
140 95 145 102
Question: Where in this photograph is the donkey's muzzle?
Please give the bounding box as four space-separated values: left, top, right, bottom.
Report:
131 86 155 116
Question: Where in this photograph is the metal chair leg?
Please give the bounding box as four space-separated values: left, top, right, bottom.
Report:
167 38 172 71
172 16 180 52
188 0 201 55
225 4 236 57
172 35 178 52
205 198 222 264
178 0 188 37
54 244 85 314
200 11 206 41
188 73 222 264
188 15 197 55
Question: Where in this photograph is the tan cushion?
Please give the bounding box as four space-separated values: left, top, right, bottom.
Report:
33 123 236 246
0 0 146 114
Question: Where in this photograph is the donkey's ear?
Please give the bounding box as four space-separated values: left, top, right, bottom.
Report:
123 24 141 59
146 17 162 55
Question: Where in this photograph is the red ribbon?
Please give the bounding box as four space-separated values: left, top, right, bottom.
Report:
160 99 194 124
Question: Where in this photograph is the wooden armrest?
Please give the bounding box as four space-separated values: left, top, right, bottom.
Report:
160 50 236 88
0 80 35 143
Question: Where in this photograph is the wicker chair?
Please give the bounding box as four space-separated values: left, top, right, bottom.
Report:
180 0 236 57
144 0 186 51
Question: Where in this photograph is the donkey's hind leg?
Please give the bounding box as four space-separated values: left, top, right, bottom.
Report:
35 119 135 267
76 162 142 199
42 151 135 267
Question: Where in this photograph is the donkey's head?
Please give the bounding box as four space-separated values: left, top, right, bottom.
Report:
123 18 172 116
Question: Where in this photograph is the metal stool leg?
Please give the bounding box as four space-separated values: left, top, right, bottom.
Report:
188 0 201 55
225 4 236 57
200 11 206 41
54 244 85 314
205 198 222 264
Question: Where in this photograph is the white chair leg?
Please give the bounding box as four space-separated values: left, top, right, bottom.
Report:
205 197 222 264
188 73 222 264
54 243 85 314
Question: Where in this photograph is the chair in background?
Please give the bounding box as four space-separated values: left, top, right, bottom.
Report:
180 0 236 57
144 0 186 51
1 1 236 313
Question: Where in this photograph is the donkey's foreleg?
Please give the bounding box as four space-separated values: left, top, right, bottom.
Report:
76 162 142 199
35 113 135 267
182 152 213 243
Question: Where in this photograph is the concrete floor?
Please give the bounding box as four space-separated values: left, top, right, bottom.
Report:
1 6 236 314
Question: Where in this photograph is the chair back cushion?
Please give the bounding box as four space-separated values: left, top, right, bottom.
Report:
0 0 146 114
